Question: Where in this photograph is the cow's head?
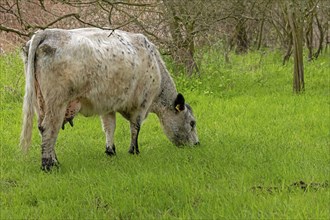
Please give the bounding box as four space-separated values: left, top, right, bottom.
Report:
160 93 199 146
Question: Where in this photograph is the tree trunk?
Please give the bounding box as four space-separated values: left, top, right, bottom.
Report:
305 10 314 61
163 0 200 76
224 35 231 63
314 15 324 59
326 20 329 53
287 2 305 93
257 19 265 50
235 18 248 54
282 31 293 65
233 0 248 54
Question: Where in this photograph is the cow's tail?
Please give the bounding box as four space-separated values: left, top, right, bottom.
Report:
20 31 45 153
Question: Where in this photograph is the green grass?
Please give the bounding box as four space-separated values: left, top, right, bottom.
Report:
1 49 329 219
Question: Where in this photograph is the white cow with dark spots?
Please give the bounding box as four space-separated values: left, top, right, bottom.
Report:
20 28 199 171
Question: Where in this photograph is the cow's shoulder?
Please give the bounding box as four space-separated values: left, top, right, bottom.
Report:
115 31 153 50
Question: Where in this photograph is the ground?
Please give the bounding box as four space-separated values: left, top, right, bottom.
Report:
0 49 329 219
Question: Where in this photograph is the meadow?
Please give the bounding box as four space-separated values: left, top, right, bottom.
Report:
0 49 329 219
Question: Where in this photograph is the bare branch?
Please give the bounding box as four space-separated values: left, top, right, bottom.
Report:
59 0 99 7
26 13 81 30
97 1 114 25
101 0 151 7
0 1 15 13
15 0 24 26
0 24 29 37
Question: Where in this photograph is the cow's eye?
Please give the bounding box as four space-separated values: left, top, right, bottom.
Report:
190 121 196 128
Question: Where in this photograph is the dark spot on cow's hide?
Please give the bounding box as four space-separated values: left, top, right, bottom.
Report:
122 51 125 55
38 44 56 56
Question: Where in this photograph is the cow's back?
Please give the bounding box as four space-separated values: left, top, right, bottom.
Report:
34 28 162 116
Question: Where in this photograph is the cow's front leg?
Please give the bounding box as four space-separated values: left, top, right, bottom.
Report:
40 106 66 171
101 113 116 156
128 117 141 155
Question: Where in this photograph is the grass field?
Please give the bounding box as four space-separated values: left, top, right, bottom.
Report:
1 49 329 219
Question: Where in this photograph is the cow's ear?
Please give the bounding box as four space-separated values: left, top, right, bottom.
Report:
174 93 185 112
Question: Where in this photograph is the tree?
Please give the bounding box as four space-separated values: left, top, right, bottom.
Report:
0 0 329 81
162 0 205 75
287 1 305 93
0 0 229 76
233 0 248 54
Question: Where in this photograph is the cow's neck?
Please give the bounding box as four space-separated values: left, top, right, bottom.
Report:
150 71 177 116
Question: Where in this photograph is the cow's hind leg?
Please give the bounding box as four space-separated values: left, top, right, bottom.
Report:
40 104 66 171
101 113 116 156
128 114 142 155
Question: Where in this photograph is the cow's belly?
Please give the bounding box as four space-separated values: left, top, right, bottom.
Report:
78 94 133 116
77 75 159 117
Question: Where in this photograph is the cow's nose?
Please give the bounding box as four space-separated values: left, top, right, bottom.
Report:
194 141 200 146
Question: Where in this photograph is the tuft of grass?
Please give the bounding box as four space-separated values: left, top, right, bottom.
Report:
1 49 329 219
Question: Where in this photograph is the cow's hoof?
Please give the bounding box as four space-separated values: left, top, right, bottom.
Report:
128 148 134 154
105 144 116 156
128 147 139 155
41 157 59 172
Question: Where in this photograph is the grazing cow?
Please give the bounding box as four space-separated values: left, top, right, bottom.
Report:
20 28 199 171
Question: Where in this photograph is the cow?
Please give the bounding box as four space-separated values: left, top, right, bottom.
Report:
20 28 199 171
